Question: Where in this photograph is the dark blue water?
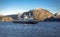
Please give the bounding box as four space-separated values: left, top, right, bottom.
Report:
0 22 60 37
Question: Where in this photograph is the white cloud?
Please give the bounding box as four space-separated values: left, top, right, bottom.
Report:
0 9 29 15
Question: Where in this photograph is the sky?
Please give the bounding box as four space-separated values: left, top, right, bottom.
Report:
0 0 60 15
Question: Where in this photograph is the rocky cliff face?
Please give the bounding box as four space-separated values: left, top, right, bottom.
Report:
31 8 54 21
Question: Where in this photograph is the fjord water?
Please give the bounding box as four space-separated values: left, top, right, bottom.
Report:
0 22 60 37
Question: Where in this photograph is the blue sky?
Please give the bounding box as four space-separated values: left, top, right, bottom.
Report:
0 0 60 15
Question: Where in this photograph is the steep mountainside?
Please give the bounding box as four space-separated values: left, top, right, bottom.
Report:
30 8 54 21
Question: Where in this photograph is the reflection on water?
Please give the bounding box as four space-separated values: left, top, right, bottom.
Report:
0 22 60 37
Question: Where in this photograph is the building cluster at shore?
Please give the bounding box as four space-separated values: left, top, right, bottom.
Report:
0 8 60 22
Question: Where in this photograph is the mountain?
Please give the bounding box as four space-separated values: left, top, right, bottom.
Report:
0 14 18 22
0 15 14 22
21 11 33 18
0 8 60 22
29 8 54 21
44 12 60 21
7 13 23 20
54 12 60 18
53 12 60 21
7 14 18 20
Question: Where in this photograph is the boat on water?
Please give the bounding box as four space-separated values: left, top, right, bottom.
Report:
13 20 38 24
